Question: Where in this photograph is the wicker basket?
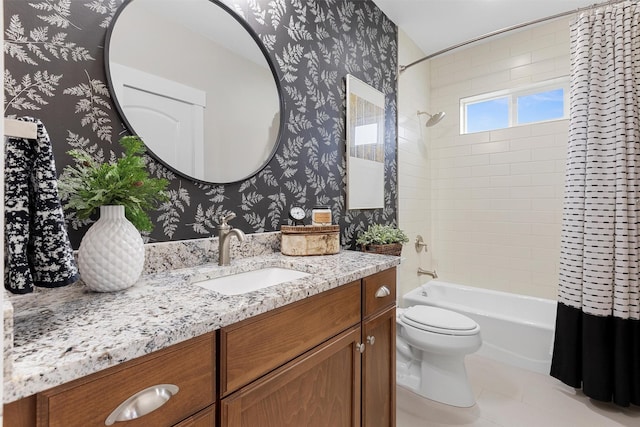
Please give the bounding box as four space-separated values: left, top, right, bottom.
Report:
361 243 403 257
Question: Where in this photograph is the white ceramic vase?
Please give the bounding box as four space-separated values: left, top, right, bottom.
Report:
78 205 145 292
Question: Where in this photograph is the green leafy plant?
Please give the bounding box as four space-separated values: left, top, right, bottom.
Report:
356 224 409 246
59 135 169 232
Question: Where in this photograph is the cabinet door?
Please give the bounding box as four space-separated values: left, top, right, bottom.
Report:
220 326 361 427
220 281 361 396
362 306 396 427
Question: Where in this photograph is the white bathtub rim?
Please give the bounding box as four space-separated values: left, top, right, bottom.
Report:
411 299 556 332
423 280 556 305
415 280 557 330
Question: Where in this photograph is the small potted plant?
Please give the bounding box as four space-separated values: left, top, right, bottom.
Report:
356 224 409 256
58 135 169 292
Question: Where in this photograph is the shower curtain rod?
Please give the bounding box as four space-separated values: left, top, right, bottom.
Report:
399 0 629 72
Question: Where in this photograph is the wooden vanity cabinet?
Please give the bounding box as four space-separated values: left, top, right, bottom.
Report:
174 404 216 427
218 280 362 426
219 281 362 397
4 333 216 427
219 267 397 427
4 394 36 427
220 327 362 427
362 268 397 427
4 267 396 427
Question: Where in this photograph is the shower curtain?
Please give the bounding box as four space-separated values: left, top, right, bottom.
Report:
550 0 640 407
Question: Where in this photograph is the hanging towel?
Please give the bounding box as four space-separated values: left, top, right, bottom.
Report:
4 117 79 294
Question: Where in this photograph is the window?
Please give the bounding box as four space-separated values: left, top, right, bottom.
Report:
460 77 569 134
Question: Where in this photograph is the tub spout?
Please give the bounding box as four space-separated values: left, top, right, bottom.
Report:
417 268 438 279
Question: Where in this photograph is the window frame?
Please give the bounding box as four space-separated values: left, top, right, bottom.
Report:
460 76 570 134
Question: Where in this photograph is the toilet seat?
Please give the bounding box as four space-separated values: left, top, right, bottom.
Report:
401 306 479 336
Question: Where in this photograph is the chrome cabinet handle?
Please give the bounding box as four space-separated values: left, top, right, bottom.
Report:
356 343 366 353
105 384 179 425
375 285 390 298
367 335 376 345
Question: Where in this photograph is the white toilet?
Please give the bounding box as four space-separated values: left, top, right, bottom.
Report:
396 305 482 407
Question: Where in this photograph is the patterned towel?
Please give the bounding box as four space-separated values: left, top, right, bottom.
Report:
4 117 79 294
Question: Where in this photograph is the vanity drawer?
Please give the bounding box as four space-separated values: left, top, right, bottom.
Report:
362 268 396 318
174 404 215 427
37 333 215 427
220 281 361 396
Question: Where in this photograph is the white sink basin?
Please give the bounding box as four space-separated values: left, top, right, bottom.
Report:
193 267 311 296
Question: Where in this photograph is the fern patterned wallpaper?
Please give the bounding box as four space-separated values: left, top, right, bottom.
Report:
3 0 398 249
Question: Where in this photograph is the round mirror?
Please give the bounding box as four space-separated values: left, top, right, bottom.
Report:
105 0 283 184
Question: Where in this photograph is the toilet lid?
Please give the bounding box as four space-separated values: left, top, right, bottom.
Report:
401 306 479 336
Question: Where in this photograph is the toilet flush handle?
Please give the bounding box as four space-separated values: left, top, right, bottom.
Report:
375 286 390 298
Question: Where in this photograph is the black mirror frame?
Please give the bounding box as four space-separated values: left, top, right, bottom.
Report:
103 0 285 185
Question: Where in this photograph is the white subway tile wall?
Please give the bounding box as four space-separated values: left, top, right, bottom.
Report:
426 17 571 299
397 30 432 300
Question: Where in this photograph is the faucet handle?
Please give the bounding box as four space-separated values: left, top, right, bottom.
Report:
219 212 236 227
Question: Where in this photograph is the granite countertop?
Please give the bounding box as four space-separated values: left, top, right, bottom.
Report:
3 248 399 403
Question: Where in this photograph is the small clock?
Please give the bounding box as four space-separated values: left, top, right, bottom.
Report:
289 206 306 226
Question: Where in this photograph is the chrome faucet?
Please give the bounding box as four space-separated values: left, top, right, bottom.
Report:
217 213 246 266
417 267 438 279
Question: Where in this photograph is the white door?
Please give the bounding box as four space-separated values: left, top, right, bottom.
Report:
110 63 206 179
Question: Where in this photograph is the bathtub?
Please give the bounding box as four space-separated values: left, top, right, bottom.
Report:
403 280 557 374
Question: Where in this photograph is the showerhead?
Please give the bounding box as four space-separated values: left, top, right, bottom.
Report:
417 110 446 127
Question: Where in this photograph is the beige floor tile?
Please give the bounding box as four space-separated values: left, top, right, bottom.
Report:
397 385 500 426
396 355 640 427
476 388 578 427
466 355 525 401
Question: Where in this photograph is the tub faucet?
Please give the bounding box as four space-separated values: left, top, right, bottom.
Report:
417 267 438 279
217 213 246 266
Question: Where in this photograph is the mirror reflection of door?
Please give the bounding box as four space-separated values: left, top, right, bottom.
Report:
111 63 205 178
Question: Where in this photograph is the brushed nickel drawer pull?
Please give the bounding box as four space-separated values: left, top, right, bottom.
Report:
367 335 376 345
105 384 179 425
375 285 390 298
356 343 366 353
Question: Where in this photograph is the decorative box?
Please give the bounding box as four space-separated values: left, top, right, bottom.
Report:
280 225 340 256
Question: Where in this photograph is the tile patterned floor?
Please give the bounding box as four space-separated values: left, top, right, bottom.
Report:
397 354 640 426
